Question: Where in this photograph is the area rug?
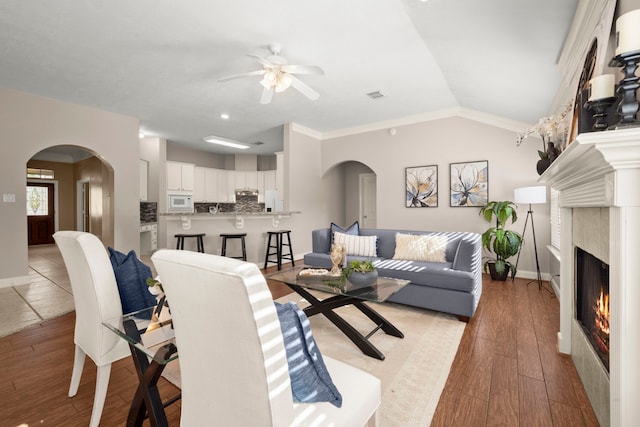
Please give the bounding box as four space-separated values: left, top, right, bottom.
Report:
162 292 465 426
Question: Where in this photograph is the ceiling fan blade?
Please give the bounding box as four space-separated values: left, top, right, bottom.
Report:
290 75 320 100
281 64 324 75
247 54 274 68
260 86 273 104
218 69 265 82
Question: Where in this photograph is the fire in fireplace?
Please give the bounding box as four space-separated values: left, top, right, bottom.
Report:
576 247 610 372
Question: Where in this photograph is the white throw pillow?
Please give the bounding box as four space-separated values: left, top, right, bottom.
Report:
333 231 378 257
392 233 447 262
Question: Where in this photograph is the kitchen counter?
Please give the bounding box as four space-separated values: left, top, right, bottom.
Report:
160 211 300 217
161 211 301 229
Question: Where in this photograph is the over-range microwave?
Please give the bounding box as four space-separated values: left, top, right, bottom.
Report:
168 194 193 212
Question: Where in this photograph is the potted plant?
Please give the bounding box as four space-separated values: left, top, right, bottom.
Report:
343 260 378 287
479 200 523 281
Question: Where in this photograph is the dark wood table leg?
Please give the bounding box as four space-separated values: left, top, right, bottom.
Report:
353 301 404 338
123 320 178 427
287 284 403 360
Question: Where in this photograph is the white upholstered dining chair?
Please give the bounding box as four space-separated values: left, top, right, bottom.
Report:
151 249 381 427
53 231 131 427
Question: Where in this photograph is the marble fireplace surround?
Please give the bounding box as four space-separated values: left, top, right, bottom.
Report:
541 128 640 427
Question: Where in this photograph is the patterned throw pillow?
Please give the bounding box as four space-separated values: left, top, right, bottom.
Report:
333 231 378 257
392 233 448 262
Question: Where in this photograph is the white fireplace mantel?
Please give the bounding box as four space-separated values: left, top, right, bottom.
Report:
540 127 640 427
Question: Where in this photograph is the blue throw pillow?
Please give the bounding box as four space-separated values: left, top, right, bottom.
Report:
274 301 342 407
331 221 359 244
108 248 156 314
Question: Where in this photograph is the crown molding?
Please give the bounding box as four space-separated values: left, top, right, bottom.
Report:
291 107 531 141
289 122 322 140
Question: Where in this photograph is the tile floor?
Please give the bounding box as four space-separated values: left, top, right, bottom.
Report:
1 244 156 338
0 244 75 337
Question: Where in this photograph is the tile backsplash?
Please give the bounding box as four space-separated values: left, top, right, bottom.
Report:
140 202 158 223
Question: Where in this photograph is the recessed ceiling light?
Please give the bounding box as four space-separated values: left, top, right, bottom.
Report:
220 113 230 120
203 135 250 150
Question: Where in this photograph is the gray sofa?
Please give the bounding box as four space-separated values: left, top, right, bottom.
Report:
303 228 483 320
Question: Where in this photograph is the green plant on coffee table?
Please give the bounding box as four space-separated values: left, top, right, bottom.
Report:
343 259 376 277
479 200 522 280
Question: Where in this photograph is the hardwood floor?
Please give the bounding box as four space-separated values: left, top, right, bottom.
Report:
0 261 599 426
431 277 599 427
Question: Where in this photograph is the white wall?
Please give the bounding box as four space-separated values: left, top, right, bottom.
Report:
0 86 140 285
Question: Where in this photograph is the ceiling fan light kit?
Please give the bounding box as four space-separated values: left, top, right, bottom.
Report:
219 43 323 104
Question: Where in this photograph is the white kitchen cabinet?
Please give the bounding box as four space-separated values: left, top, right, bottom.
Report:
215 169 228 202
140 223 157 255
193 167 205 201
276 152 284 192
139 159 148 201
205 168 219 202
264 170 276 193
167 161 194 193
226 171 236 202
257 171 265 202
234 171 247 190
245 171 258 189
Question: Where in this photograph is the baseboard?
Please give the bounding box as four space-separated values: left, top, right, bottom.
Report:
514 269 552 281
0 275 30 289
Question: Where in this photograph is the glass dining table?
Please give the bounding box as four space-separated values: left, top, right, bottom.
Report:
102 302 179 427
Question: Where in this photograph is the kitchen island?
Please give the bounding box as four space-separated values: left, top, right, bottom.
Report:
159 211 301 264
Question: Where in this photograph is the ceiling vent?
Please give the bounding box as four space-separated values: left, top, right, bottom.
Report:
366 91 386 100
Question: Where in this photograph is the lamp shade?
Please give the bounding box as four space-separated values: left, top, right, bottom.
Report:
514 185 546 204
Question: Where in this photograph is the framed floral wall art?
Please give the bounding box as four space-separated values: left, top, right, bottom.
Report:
405 165 438 207
450 160 488 207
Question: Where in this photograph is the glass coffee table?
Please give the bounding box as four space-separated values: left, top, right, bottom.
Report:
103 304 180 427
266 266 409 360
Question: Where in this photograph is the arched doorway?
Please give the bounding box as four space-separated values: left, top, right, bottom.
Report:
325 160 376 228
27 145 115 246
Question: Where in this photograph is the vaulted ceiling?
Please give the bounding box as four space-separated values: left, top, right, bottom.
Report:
0 0 578 156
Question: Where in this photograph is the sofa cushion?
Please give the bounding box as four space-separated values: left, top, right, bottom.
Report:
334 231 377 257
275 301 343 407
330 221 359 242
392 233 447 262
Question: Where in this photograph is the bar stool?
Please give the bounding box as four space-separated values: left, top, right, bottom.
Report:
220 233 247 261
175 233 206 253
264 230 294 271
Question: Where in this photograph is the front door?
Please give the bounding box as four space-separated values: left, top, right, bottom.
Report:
27 182 55 245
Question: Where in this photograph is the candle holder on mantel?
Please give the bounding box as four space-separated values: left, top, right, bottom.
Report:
585 97 617 131
609 49 640 127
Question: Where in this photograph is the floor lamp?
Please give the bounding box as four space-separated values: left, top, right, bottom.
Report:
513 185 546 289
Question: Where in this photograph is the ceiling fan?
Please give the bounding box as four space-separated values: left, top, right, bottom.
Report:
218 43 324 104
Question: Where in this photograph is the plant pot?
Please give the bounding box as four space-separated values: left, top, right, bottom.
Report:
487 263 510 281
536 158 551 175
347 270 378 289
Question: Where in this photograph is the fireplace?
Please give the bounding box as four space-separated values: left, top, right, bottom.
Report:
541 128 640 427
576 247 610 372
